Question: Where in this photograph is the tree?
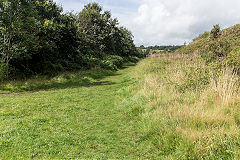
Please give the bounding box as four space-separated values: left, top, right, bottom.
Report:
77 2 140 66
0 1 140 78
0 0 39 77
77 3 105 56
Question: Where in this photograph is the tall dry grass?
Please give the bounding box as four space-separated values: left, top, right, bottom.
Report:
210 68 239 106
138 54 240 140
126 54 240 158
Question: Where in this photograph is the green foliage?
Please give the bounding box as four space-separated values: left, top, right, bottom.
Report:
177 24 240 71
211 24 221 39
199 25 234 68
136 48 147 57
124 56 140 63
145 48 151 55
200 38 231 64
226 47 240 69
177 39 205 55
0 1 140 79
0 60 7 80
0 0 39 77
177 66 210 93
142 45 183 53
193 31 210 41
101 55 124 70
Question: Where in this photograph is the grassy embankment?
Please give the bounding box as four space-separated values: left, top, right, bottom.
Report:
0 55 240 159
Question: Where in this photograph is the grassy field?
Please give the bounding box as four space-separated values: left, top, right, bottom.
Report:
0 56 240 159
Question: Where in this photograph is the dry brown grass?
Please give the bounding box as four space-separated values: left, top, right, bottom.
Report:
139 54 240 141
210 68 239 106
149 52 200 60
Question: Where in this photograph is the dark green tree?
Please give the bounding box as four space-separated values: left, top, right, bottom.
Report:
0 1 140 78
0 0 39 77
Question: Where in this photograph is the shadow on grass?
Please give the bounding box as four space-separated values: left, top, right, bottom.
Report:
0 68 120 94
119 62 137 69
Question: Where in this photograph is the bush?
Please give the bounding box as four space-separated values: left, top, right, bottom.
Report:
100 55 124 70
177 66 210 92
198 25 232 68
226 47 240 70
106 55 124 67
211 24 221 39
124 56 140 63
200 38 231 64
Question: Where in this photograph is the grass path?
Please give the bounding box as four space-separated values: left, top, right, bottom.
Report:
1 57 240 159
0 64 151 159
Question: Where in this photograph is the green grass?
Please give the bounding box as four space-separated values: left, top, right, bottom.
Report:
135 55 240 159
0 58 240 159
0 63 156 159
0 69 116 93
150 49 162 54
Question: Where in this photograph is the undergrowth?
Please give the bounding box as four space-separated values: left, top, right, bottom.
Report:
0 68 115 93
177 24 240 71
130 54 240 159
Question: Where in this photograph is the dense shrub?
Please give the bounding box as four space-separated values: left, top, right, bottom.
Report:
226 47 240 70
100 55 124 70
124 56 140 63
177 24 240 72
200 38 231 64
210 24 221 39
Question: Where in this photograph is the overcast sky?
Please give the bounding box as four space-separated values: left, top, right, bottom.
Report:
53 0 240 46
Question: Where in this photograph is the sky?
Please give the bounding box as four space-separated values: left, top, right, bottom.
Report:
53 0 240 46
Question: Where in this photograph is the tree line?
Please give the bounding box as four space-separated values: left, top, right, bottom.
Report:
139 45 183 53
0 0 143 79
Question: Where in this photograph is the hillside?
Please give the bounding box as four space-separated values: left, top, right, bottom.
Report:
177 24 240 64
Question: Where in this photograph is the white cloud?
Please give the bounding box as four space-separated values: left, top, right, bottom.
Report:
130 0 240 46
53 0 240 46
